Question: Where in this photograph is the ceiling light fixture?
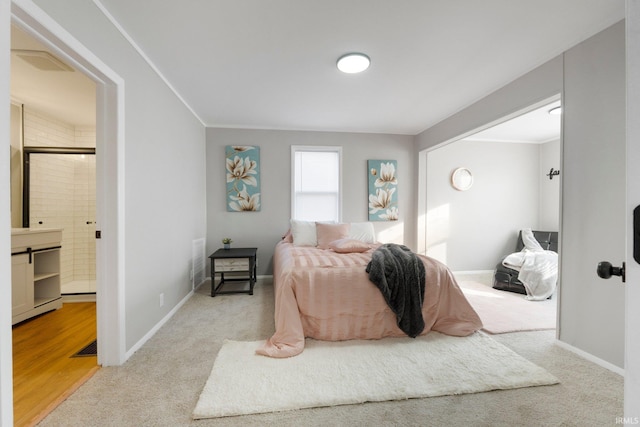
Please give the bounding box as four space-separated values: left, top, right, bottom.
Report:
337 53 370 74
548 106 562 115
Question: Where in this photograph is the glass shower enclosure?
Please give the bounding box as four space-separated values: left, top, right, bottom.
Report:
23 147 96 296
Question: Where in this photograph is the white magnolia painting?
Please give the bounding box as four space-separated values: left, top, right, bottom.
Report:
226 146 261 212
368 160 398 221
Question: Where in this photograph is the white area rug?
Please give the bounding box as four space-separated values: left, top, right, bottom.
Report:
193 332 558 419
459 281 557 334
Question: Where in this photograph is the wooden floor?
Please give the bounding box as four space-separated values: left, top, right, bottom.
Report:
12 302 98 427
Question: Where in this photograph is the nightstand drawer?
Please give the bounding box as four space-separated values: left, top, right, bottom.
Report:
209 248 257 297
214 258 250 272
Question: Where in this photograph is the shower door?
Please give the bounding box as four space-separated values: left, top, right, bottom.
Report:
25 148 96 294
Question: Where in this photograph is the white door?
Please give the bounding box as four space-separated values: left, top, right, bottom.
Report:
626 0 640 419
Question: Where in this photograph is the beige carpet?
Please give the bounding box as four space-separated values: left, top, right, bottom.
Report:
37 279 623 426
459 281 557 334
193 331 558 419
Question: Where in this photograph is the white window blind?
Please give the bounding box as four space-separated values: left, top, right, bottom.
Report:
291 146 342 222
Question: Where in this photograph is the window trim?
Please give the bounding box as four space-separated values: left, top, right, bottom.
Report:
291 145 343 222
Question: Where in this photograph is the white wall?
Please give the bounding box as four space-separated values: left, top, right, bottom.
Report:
30 0 207 350
625 0 640 411
425 140 541 271
1 0 13 422
206 128 415 275
416 21 626 368
539 139 561 230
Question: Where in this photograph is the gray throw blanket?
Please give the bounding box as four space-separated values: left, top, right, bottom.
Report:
365 244 426 338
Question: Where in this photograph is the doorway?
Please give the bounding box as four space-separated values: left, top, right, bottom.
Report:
2 3 124 424
422 97 562 330
9 0 126 371
10 25 99 423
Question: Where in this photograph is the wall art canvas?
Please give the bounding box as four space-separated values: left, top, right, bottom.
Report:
368 159 398 221
226 145 261 212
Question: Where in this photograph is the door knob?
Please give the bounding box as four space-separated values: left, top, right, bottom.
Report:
597 261 626 282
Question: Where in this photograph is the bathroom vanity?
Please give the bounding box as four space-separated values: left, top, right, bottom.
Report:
11 228 63 325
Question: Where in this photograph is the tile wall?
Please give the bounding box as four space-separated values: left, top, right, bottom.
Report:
23 108 96 285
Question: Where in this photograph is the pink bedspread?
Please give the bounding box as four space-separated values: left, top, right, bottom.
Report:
256 241 482 358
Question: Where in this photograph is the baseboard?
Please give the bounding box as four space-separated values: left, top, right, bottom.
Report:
127 276 274 360
62 293 97 303
194 277 209 290
452 270 494 276
203 275 274 284
554 339 624 376
125 289 194 360
452 270 494 286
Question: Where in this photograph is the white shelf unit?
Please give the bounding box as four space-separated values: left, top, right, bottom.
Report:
11 228 63 325
33 249 62 308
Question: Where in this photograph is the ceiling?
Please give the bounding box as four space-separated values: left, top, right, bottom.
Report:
464 99 561 144
10 0 624 137
10 25 96 127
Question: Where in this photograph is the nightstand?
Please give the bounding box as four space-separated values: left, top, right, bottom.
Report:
209 247 257 297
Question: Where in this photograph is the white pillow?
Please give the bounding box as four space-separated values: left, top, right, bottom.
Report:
290 219 317 246
348 222 376 244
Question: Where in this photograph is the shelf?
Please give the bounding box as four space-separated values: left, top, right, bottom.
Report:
34 272 60 282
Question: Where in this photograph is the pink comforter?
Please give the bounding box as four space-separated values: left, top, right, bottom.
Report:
256 241 482 358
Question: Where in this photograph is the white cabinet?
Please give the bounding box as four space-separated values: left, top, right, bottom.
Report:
11 254 33 318
11 228 63 325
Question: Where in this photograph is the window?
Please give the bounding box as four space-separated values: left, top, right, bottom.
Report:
291 146 342 222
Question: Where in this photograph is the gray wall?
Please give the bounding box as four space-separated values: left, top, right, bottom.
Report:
32 0 208 350
415 57 564 152
560 22 626 366
206 128 415 275
416 21 626 368
426 140 544 271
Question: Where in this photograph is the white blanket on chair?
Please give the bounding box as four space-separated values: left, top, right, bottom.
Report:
502 229 557 301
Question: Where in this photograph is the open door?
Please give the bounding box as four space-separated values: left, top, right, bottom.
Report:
589 4 639 417
624 0 640 418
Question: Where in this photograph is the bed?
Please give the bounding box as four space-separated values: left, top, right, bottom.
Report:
256 221 483 358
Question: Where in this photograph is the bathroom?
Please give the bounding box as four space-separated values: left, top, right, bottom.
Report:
10 24 97 301
11 105 96 299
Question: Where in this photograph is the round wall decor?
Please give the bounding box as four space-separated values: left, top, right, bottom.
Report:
451 167 473 191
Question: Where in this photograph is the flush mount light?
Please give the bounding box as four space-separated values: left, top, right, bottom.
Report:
337 53 370 74
548 106 562 115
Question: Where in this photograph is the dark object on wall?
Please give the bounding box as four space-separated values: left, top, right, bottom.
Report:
546 168 560 180
597 261 626 282
635 205 640 265
493 230 559 295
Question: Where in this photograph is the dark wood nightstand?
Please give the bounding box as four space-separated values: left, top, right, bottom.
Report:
209 247 257 297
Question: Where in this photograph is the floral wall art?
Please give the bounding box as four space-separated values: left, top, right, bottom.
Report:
226 145 261 212
368 159 398 221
